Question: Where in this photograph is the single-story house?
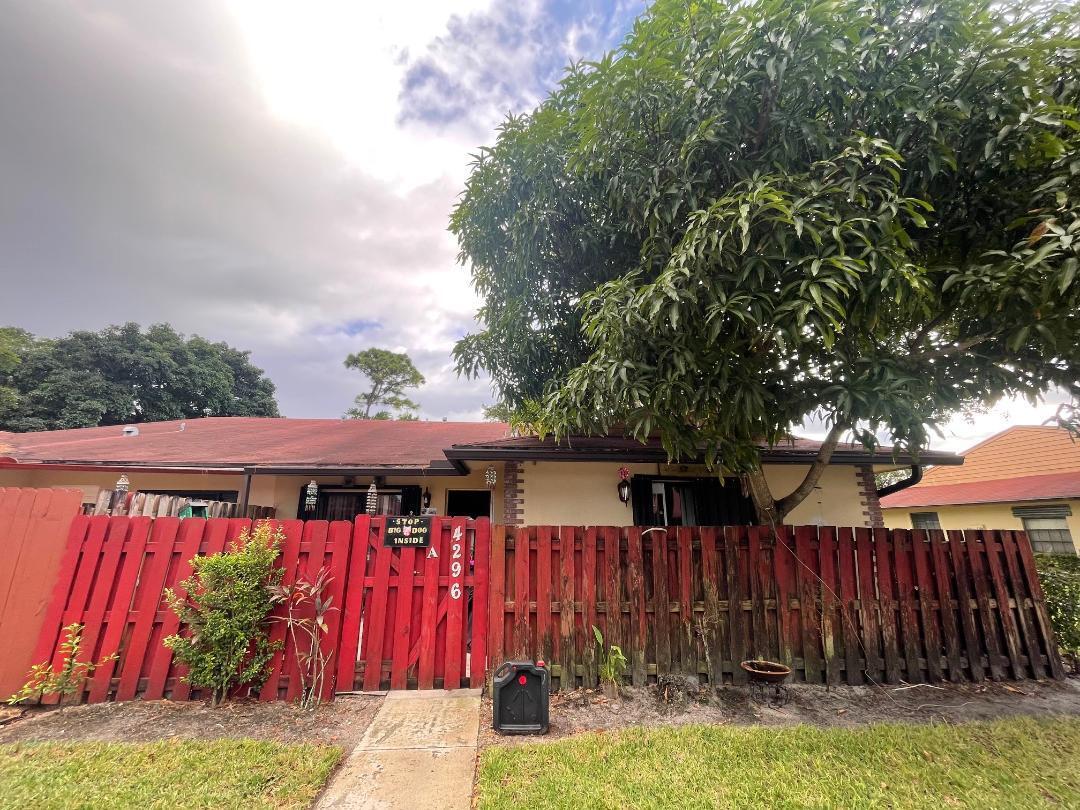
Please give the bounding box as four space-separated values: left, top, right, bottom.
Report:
881 425 1080 555
0 417 961 527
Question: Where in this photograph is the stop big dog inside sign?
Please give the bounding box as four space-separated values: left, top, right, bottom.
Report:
382 516 432 547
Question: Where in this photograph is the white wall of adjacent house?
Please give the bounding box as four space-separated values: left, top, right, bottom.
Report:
882 500 1080 554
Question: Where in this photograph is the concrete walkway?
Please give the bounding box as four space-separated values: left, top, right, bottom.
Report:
317 689 481 810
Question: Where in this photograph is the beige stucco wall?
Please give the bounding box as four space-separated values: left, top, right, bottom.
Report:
0 464 507 522
882 500 1080 552
519 461 872 527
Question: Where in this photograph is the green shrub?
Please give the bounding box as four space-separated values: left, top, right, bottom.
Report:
164 523 284 705
1035 554 1080 663
7 624 116 705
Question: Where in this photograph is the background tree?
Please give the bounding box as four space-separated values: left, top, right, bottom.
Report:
344 348 424 420
0 328 32 418
0 322 279 432
452 0 1080 523
482 402 513 422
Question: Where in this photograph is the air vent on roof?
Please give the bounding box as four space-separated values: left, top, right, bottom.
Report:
122 426 139 437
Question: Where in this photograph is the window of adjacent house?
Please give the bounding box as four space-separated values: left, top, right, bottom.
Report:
911 512 941 531
1012 505 1075 555
1020 517 1075 555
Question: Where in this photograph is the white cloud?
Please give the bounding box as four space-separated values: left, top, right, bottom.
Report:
225 0 495 187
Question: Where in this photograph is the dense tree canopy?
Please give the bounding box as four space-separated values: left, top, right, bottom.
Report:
452 0 1080 520
0 323 279 432
343 348 424 420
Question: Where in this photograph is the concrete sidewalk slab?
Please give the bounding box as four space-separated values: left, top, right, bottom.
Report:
317 690 481 810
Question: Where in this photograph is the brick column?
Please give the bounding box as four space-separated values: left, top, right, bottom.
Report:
855 465 884 528
502 461 524 526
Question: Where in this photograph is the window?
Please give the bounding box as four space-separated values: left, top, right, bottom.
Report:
631 476 756 526
910 512 941 531
1013 505 1076 555
300 485 421 521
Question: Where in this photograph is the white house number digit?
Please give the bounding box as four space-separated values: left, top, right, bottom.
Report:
451 561 462 577
450 583 462 599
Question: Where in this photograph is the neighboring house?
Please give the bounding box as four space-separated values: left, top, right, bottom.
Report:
0 418 960 527
881 425 1080 555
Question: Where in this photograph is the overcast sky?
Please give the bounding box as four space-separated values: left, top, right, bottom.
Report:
0 1 1068 453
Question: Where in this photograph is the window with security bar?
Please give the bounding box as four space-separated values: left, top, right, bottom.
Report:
910 512 942 531
1012 505 1076 555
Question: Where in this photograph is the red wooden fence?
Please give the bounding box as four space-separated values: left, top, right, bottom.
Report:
489 525 1065 690
27 515 490 703
0 488 83 700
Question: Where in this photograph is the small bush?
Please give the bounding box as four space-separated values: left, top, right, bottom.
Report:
1035 554 1080 664
7 624 116 705
164 523 284 705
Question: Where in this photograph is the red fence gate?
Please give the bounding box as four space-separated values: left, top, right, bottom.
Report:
23 514 489 703
348 516 489 691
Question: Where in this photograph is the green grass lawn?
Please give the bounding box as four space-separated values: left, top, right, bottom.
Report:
478 717 1080 809
0 739 342 809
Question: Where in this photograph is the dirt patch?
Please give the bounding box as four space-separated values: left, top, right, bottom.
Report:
0 694 382 751
480 678 1080 748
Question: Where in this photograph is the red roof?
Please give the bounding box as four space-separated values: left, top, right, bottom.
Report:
2 418 964 472
880 425 1080 508
1 418 510 470
881 470 1080 508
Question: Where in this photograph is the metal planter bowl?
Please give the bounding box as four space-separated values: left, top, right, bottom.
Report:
740 659 791 684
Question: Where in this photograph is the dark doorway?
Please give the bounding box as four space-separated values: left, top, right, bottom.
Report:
446 490 492 519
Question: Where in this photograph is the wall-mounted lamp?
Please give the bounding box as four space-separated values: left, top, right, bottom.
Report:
366 482 378 515
115 474 130 494
422 488 432 509
485 465 497 489
304 480 318 512
617 466 631 505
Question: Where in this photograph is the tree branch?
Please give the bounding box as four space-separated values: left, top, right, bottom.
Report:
776 422 849 517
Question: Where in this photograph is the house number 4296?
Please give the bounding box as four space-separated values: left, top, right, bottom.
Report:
450 526 464 599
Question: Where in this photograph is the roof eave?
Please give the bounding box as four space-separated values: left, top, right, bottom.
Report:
445 447 963 466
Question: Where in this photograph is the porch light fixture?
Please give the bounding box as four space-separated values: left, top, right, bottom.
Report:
304 480 318 512
366 482 378 515
422 488 432 509
617 466 631 505
484 465 497 489
115 474 130 494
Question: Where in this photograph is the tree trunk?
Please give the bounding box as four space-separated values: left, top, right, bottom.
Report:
743 467 781 526
742 423 850 525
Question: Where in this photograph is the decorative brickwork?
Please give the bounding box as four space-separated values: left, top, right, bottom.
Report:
855 465 884 528
502 461 524 526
